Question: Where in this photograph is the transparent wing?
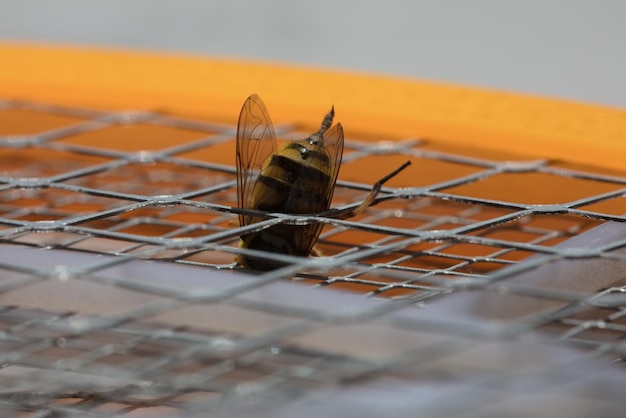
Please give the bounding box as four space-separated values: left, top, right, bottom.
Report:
299 121 344 256
322 122 344 201
236 94 277 226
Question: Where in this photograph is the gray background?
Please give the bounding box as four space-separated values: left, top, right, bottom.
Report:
1 0 625 108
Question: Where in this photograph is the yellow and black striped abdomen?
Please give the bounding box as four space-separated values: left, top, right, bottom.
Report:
238 139 334 270
252 141 332 213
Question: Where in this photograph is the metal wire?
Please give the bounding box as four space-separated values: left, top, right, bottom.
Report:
0 99 625 416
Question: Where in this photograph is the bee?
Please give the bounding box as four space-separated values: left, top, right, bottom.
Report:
235 94 410 271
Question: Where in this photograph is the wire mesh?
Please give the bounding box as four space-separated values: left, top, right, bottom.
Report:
0 99 625 416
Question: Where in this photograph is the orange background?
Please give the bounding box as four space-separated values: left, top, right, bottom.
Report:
1 41 625 173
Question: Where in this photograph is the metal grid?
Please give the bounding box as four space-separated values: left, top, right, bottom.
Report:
0 99 625 416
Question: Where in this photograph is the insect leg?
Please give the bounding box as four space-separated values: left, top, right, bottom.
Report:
335 160 411 220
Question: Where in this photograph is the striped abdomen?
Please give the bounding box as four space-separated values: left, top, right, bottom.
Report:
237 139 333 270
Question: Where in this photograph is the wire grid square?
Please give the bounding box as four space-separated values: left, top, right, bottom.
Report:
0 99 625 416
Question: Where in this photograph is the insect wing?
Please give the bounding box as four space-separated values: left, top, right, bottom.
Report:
322 122 344 200
236 94 277 226
297 121 344 256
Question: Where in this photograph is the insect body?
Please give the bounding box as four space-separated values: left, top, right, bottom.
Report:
235 94 410 271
